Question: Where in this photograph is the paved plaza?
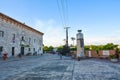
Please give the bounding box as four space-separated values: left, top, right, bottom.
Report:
0 54 120 80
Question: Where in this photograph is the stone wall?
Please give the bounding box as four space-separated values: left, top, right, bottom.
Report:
0 14 43 57
85 50 116 58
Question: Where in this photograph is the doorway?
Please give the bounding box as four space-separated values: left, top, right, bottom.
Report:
21 47 24 55
12 47 15 56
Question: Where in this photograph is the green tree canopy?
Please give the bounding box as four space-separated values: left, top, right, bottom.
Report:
103 43 118 50
43 46 49 51
84 46 90 50
70 46 77 51
48 46 54 51
57 46 63 52
84 43 118 50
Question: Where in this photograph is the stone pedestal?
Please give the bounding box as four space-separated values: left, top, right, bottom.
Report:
76 30 85 58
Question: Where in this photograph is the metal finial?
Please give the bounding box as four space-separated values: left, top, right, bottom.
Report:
78 30 82 33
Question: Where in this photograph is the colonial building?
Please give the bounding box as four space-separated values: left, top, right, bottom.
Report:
0 13 44 57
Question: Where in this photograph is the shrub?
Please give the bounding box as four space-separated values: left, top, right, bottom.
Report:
109 55 117 59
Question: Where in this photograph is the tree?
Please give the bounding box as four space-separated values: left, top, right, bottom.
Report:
103 43 118 50
48 46 54 51
89 45 98 50
84 46 90 50
98 45 104 50
57 46 63 52
70 46 77 51
85 45 103 51
84 43 118 51
43 46 49 52
61 45 70 55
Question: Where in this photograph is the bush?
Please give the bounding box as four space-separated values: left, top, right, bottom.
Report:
109 55 117 59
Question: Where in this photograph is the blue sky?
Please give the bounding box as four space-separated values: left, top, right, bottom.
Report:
0 0 120 47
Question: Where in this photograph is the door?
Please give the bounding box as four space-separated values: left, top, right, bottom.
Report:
21 47 24 55
12 47 15 56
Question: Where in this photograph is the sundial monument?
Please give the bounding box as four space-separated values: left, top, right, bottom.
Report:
76 30 85 58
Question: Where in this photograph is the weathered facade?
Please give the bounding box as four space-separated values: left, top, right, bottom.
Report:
0 13 44 57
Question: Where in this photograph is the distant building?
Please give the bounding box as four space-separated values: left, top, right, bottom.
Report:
0 13 44 57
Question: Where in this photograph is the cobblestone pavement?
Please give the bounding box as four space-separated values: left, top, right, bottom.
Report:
1 54 120 80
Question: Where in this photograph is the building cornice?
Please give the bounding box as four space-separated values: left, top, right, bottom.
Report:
0 13 44 35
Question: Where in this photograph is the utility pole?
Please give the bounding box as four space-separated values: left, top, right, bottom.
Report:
64 27 70 46
71 37 75 46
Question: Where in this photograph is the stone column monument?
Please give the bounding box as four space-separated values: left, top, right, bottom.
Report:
76 30 85 58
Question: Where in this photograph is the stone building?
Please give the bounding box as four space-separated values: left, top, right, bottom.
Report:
0 13 44 57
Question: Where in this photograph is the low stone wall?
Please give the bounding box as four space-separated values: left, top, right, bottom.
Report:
85 50 99 58
85 50 116 58
71 50 116 59
98 50 115 56
71 51 77 58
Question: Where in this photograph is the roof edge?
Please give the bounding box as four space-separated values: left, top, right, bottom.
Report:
0 12 44 35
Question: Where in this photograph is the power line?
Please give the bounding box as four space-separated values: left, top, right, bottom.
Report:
57 0 70 27
57 0 64 26
65 0 69 26
57 0 70 46
61 0 67 26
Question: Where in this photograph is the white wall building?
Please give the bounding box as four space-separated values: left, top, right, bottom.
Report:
0 13 44 57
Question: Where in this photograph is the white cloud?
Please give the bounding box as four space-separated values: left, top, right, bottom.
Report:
85 36 120 45
33 19 120 46
34 19 66 47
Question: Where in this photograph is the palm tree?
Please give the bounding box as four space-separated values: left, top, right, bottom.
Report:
71 37 75 46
